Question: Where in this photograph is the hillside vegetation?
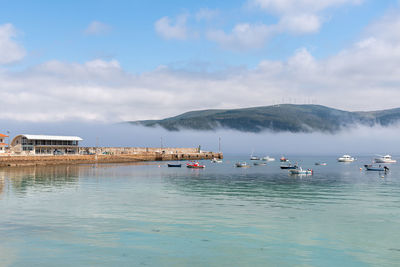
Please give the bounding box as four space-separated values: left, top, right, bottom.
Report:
129 104 400 133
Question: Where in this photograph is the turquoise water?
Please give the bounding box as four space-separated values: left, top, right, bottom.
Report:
1 155 400 266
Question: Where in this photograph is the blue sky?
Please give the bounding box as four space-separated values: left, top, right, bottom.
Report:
1 0 400 122
1 0 394 71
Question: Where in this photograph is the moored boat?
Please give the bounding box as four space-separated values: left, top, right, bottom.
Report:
211 158 223 163
289 167 313 175
337 155 355 162
374 155 396 163
262 156 275 161
186 162 205 168
167 163 182 167
280 163 298 169
315 162 327 166
253 162 267 166
236 162 250 168
364 164 389 172
280 156 288 162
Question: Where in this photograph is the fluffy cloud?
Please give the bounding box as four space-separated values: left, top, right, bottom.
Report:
0 23 25 64
84 21 112 36
154 14 189 40
2 10 400 122
207 23 273 50
250 0 363 34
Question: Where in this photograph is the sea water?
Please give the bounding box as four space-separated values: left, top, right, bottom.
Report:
1 155 400 266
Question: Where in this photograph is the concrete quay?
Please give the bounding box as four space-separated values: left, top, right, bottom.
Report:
0 150 223 167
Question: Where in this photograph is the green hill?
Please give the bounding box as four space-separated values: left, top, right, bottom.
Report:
129 104 400 133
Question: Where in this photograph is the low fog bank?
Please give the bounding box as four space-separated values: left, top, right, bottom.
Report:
1 121 400 156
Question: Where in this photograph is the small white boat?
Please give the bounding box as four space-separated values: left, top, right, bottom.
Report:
262 156 275 161
211 158 223 163
236 162 250 168
250 156 260 160
374 155 396 163
337 155 355 162
289 167 313 175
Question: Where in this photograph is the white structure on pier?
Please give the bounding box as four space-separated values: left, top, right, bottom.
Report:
11 134 83 155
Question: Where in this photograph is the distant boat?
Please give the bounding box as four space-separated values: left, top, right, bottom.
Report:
186 162 205 169
167 163 182 167
280 156 288 162
374 155 396 163
289 167 313 175
337 155 355 162
262 156 275 161
315 162 327 166
364 164 389 172
253 162 267 166
236 162 250 168
250 156 260 160
211 158 222 163
280 164 298 169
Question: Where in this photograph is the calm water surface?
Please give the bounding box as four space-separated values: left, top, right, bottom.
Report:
1 155 400 266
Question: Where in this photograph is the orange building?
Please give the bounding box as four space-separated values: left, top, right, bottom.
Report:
0 133 8 154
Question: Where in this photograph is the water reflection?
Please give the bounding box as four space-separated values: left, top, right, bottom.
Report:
0 165 82 195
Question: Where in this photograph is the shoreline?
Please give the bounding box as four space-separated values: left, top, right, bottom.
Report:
0 152 223 167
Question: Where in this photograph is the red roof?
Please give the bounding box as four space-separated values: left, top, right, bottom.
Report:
0 143 7 146
0 133 8 137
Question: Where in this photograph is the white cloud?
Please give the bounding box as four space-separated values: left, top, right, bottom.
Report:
278 14 321 34
207 23 273 50
155 14 189 40
0 23 25 64
84 21 112 36
195 8 219 21
250 0 363 14
249 0 363 34
2 10 400 122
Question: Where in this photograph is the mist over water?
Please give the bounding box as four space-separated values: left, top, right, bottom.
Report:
2 120 400 155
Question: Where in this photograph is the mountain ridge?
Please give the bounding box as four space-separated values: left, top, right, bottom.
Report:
128 104 400 133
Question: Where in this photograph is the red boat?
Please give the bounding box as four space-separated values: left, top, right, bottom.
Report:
186 162 205 169
280 156 288 162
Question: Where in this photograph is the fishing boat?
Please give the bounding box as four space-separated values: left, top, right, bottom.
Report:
250 156 260 160
211 158 223 163
186 162 205 169
289 167 313 175
374 155 396 163
280 163 298 169
337 155 355 162
280 156 288 162
364 165 389 172
253 162 267 166
236 162 250 168
167 163 182 167
262 156 275 161
315 162 327 166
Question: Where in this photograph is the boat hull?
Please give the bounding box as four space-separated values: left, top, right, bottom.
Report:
167 164 182 167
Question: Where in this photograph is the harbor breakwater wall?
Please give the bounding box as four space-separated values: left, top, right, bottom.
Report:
0 148 223 167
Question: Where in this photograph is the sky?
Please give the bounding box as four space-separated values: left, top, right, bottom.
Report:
1 0 400 123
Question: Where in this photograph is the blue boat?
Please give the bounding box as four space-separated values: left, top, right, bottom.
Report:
280 164 298 170
364 165 389 172
168 163 182 167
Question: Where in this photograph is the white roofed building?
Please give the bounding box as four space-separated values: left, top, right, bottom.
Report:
11 134 83 155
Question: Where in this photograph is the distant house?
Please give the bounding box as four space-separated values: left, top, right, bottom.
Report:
11 134 83 155
0 133 8 154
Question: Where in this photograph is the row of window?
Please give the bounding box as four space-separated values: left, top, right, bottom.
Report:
21 138 79 146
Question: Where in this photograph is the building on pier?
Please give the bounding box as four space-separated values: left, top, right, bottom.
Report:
11 134 83 155
0 133 8 154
